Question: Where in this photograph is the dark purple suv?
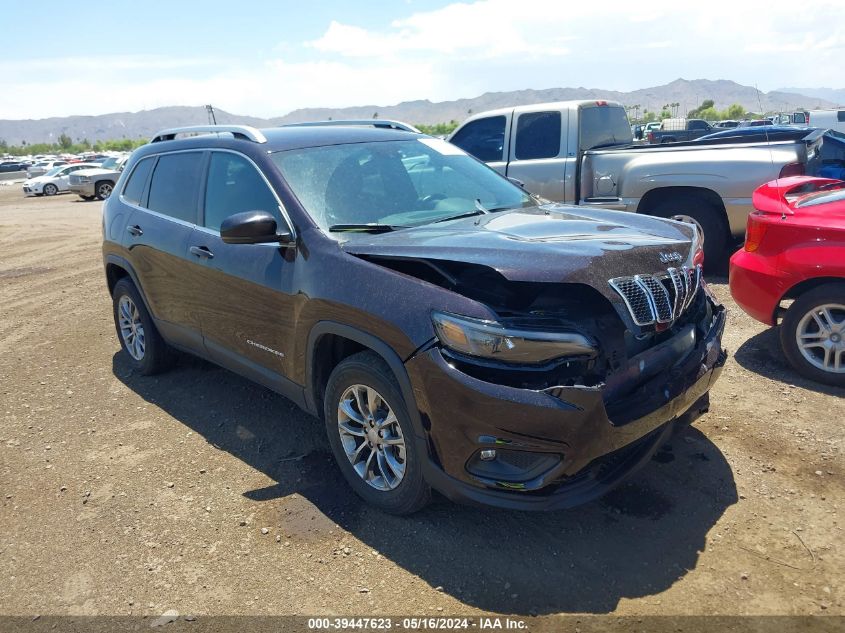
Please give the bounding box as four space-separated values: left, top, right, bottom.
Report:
102 124 726 514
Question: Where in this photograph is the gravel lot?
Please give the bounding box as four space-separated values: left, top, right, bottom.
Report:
0 187 842 623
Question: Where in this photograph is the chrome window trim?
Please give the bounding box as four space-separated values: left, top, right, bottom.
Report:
204 148 297 240
118 148 296 241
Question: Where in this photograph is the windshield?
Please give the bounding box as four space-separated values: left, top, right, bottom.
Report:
45 166 64 177
99 157 119 169
271 138 535 233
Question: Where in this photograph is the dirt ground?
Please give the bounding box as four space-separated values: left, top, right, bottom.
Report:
0 185 842 624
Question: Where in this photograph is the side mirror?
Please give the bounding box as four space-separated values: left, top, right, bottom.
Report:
220 211 293 245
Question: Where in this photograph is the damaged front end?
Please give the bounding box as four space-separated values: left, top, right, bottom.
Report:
357 253 726 510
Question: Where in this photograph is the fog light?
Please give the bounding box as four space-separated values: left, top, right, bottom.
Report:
480 449 497 461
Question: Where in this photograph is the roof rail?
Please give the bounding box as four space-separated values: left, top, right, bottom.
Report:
150 125 267 144
282 120 421 134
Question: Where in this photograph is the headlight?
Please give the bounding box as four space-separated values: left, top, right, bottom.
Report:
432 311 596 365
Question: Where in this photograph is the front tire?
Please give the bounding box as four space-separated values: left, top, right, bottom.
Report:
780 283 845 387
323 351 430 514
95 181 114 200
43 183 58 196
112 278 174 375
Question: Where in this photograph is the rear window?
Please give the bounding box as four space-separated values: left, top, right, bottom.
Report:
796 187 845 208
514 111 561 160
122 157 154 206
579 106 632 150
147 152 204 223
450 116 506 162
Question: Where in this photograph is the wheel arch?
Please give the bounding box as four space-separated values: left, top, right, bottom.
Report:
104 255 155 318
777 276 845 322
305 322 424 436
637 185 727 219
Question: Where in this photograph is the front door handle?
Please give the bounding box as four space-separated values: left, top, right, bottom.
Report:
189 245 214 259
126 225 143 237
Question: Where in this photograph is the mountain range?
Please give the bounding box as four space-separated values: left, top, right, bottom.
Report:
1 79 841 145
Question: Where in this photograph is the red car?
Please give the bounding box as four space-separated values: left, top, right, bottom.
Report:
730 176 845 387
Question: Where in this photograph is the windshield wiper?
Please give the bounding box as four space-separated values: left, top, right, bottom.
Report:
431 210 485 224
328 223 402 233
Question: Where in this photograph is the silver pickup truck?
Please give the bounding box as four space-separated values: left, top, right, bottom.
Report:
448 100 824 266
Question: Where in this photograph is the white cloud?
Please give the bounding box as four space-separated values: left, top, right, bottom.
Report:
1 0 843 120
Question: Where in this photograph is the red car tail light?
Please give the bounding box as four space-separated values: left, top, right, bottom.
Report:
744 214 768 252
779 162 805 178
647 132 654 143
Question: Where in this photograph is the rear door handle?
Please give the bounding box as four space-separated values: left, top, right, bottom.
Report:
126 225 143 237
189 245 214 259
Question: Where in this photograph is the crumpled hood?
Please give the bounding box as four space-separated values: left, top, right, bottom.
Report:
341 204 695 287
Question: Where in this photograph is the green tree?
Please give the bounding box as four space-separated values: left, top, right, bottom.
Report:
724 103 746 119
415 120 460 136
697 106 719 121
58 133 73 149
688 99 715 118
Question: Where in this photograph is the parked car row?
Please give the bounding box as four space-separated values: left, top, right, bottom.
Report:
22 163 100 196
14 154 129 199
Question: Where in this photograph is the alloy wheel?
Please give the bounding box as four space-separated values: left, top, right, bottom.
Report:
796 303 845 374
337 384 406 491
98 183 113 198
118 295 146 361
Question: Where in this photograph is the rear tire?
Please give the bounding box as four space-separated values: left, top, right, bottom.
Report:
779 283 845 387
112 278 174 375
646 196 730 274
323 351 430 514
80 195 95 201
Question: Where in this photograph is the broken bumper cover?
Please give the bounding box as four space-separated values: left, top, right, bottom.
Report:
405 303 727 511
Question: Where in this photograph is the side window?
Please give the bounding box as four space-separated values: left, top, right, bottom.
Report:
450 116 507 162
122 157 155 206
515 111 561 160
838 111 845 123
689 120 707 130
147 152 204 223
204 152 281 231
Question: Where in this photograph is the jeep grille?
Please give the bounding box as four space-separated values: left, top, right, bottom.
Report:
609 265 702 327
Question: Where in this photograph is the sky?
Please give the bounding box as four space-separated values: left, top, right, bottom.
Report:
1 0 843 120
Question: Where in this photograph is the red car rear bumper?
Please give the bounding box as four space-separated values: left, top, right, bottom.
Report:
729 250 791 326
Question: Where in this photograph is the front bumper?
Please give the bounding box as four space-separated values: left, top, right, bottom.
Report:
69 183 95 197
405 301 727 510
22 185 41 196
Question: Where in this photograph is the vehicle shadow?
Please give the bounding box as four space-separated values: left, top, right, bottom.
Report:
733 326 845 396
113 352 737 615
